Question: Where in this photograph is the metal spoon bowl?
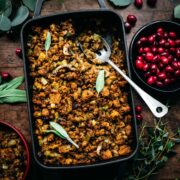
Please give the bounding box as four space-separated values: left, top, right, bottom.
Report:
80 35 168 118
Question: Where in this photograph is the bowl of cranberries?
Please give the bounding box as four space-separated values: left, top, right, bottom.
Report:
129 20 180 93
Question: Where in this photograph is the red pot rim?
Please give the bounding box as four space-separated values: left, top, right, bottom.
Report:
0 120 30 180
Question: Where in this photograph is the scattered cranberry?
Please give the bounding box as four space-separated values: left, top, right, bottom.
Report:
1 72 11 82
15 48 22 57
147 0 157 7
135 105 142 114
134 0 143 8
136 114 143 121
124 22 132 33
127 15 137 26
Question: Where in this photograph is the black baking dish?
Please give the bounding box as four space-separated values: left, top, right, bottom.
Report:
21 9 138 169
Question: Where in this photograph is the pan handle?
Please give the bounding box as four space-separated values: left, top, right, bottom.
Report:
34 0 45 17
97 0 107 9
34 0 107 18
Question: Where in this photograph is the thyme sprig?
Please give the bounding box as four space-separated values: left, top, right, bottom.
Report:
125 118 179 180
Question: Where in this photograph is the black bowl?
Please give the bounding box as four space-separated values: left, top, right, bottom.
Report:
129 20 180 94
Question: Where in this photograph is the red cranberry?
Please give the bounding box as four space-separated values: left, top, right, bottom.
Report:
161 52 169 57
143 63 149 71
161 56 169 64
158 72 166 80
167 55 173 63
136 114 143 121
168 39 175 47
157 27 164 34
159 39 166 46
156 81 164 87
136 40 142 47
158 47 164 54
171 61 178 70
153 55 160 63
175 70 180 77
146 52 154 61
147 0 157 6
147 76 155 85
137 56 143 60
164 78 171 85
144 71 151 78
177 62 180 68
165 42 170 48
151 47 157 53
164 32 168 39
135 105 142 113
150 64 158 73
127 15 137 26
134 0 143 8
139 47 144 54
1 72 11 81
143 47 151 53
175 39 180 46
165 65 174 73
158 62 164 69
169 47 175 53
140 37 148 44
156 32 163 40
148 35 155 43
169 32 176 39
135 59 144 70
170 78 175 83
124 22 132 33
15 48 22 57
176 48 180 58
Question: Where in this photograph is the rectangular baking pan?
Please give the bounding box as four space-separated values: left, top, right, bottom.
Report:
21 8 138 170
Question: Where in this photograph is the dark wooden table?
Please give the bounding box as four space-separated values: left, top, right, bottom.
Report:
0 0 179 179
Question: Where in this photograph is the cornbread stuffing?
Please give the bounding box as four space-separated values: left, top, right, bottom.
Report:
27 19 133 166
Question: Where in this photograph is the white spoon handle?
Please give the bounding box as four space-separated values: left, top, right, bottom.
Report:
107 59 168 118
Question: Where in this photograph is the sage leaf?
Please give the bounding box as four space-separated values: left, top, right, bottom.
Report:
3 76 24 90
0 14 11 31
46 130 65 139
0 0 6 11
3 0 12 17
50 121 79 148
44 31 51 56
96 70 105 94
11 5 29 27
0 89 27 103
109 0 134 7
0 83 8 91
22 0 36 11
0 76 2 84
174 4 180 19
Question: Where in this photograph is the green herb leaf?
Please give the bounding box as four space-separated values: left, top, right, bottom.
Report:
2 0 12 17
174 4 180 19
0 14 11 31
11 5 29 27
22 0 36 11
3 76 24 90
44 31 51 56
0 89 27 103
109 0 134 7
45 130 65 139
0 75 2 84
96 70 105 94
0 0 6 11
49 121 79 148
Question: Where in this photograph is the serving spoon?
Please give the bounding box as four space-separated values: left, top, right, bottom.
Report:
80 36 168 118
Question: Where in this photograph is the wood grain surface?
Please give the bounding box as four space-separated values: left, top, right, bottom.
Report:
0 0 179 179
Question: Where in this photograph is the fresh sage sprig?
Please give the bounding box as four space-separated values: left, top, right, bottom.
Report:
46 121 79 148
0 76 27 103
44 31 51 56
96 70 105 94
